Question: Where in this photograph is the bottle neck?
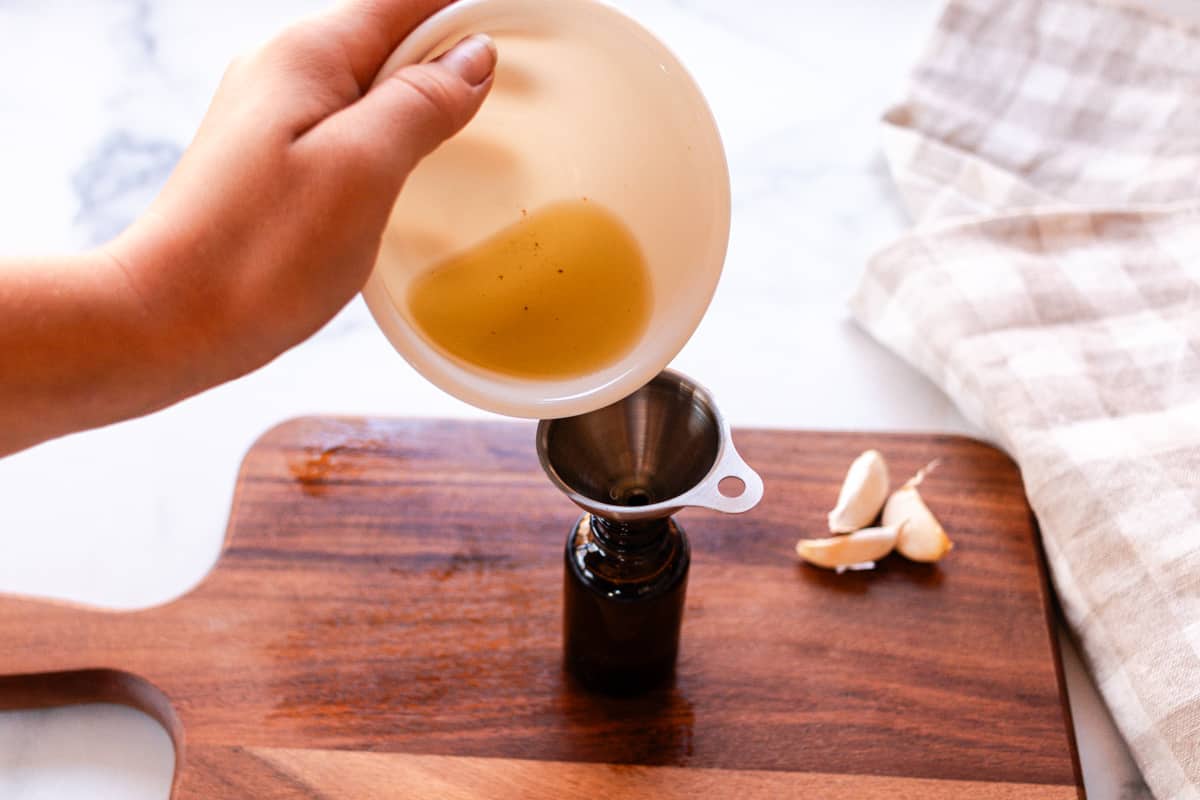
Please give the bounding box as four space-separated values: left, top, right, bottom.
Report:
589 514 672 553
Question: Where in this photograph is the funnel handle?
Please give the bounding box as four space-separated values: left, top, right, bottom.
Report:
678 439 764 515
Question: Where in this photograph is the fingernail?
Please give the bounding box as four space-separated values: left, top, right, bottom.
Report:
440 34 497 87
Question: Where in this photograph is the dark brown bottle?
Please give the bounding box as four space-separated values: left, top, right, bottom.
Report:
563 512 689 694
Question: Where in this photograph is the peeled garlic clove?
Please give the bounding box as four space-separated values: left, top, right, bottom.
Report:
882 473 953 563
827 449 890 533
796 524 901 570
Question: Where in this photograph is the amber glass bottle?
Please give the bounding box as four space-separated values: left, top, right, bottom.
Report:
563 512 690 694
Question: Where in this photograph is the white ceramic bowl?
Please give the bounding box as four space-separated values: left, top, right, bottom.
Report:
362 0 731 418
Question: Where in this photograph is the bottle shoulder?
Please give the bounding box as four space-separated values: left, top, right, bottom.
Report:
566 515 689 601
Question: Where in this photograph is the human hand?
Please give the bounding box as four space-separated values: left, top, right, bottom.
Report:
110 0 496 389
0 0 495 455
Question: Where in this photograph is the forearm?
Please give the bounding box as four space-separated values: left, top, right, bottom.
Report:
0 249 205 455
0 3 495 457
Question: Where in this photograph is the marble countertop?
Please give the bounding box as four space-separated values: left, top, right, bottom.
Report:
0 0 1167 797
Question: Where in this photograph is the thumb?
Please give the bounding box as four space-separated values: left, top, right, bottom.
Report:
317 34 497 184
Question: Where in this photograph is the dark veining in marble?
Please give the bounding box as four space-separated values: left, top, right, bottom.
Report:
72 131 180 244
128 0 157 61
68 0 176 244
132 0 156 59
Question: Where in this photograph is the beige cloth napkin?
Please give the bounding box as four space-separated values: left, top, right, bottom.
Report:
851 0 1200 796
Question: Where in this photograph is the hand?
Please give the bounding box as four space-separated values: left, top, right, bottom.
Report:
0 0 495 456
111 0 496 388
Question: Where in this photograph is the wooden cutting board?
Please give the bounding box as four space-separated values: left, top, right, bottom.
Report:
0 418 1082 798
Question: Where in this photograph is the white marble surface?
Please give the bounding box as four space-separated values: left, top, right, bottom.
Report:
0 0 1165 797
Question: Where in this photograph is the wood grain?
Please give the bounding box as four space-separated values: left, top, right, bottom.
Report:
184 748 1080 799
0 418 1082 797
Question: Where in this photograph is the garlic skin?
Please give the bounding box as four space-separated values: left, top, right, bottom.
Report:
796 524 902 570
882 465 953 562
827 450 890 533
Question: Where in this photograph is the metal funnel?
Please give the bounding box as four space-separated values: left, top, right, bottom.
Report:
536 370 764 522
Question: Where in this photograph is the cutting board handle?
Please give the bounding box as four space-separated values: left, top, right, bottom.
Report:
0 668 180 737
0 594 179 736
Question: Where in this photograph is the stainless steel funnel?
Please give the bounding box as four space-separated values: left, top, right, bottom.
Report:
536 370 764 522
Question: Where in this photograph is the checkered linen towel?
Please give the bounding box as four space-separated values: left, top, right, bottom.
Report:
850 0 1200 796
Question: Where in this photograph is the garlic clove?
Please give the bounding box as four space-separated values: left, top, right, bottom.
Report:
827 449 890 533
796 524 901 570
882 465 953 563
